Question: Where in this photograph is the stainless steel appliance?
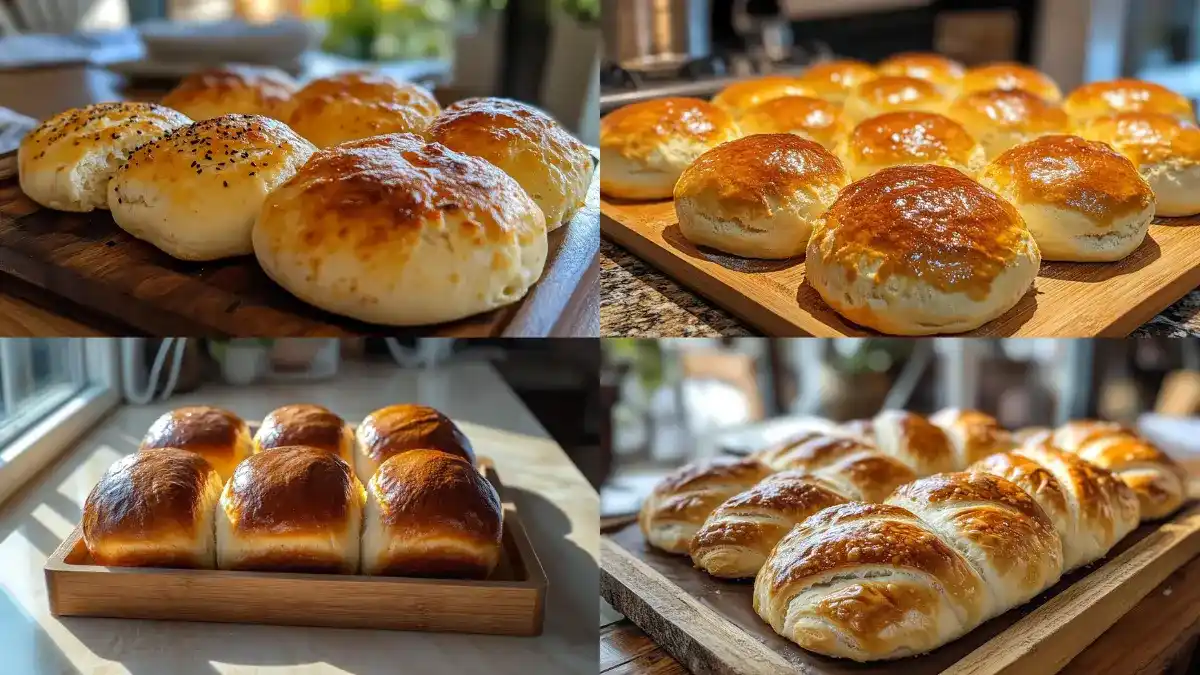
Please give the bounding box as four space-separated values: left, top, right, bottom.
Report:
602 0 713 72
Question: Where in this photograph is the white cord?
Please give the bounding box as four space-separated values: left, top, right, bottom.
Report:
121 337 188 404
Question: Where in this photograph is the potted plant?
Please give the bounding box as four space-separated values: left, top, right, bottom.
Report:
543 0 601 143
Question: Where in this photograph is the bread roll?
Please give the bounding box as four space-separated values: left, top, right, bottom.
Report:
599 97 740 200
753 432 916 502
736 96 849 150
159 65 297 122
355 404 474 485
140 405 253 483
253 404 354 464
83 448 223 568
841 110 985 181
1077 112 1200 217
216 446 366 573
843 75 949 124
798 59 878 103
18 102 191 212
108 114 315 261
972 445 1139 570
673 133 849 259
711 76 815 117
426 97 592 230
869 410 959 475
877 52 965 93
1063 78 1195 124
639 458 771 554
947 88 1071 160
287 71 440 148
961 63 1063 102
253 133 546 326
362 449 503 578
979 135 1154 262
806 164 1040 335
929 408 1015 466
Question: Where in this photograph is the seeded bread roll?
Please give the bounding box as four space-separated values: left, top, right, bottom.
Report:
735 96 849 150
947 88 1071 160
1064 79 1195 124
1077 112 1200 216
841 110 986 181
160 65 297 122
798 59 878 103
287 71 440 148
961 62 1063 102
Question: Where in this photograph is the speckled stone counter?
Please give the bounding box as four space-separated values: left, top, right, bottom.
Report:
602 239 1200 338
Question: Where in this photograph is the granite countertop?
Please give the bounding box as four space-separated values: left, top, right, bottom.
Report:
601 239 1200 337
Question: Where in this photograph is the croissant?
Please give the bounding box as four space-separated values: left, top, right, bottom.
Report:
753 432 916 503
841 410 959 476
930 408 1016 467
638 458 771 554
754 472 1062 661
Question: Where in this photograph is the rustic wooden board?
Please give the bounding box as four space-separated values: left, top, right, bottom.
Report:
600 197 1200 336
600 500 1200 675
45 461 548 636
0 157 598 337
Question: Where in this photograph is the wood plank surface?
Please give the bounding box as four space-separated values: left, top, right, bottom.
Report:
600 198 1200 337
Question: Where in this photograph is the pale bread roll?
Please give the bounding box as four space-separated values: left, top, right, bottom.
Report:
843 75 950 124
1077 112 1200 216
961 62 1063 102
797 59 878 103
735 96 849 151
287 71 440 148
1064 79 1195 124
840 110 985 181
947 88 1071 160
159 65 297 122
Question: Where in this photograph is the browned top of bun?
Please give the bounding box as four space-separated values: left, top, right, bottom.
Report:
256 404 347 453
290 71 439 119
427 96 587 163
853 76 945 108
894 471 1045 517
83 448 218 541
1065 79 1194 121
877 52 965 88
673 133 847 216
962 63 1062 101
799 59 878 97
371 449 501 536
359 403 474 464
948 88 1069 132
846 111 978 164
223 446 359 533
736 96 845 140
20 102 191 163
599 97 738 159
653 457 768 496
760 433 876 472
983 134 1152 220
822 165 1026 297
711 76 816 115
160 65 297 118
1078 112 1200 166
142 406 246 452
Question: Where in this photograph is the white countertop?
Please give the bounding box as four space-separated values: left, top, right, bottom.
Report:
0 361 598 675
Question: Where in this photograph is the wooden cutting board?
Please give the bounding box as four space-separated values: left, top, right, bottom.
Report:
600 197 1200 336
0 161 598 337
601 500 1200 675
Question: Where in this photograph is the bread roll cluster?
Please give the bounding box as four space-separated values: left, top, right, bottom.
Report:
637 409 1185 661
599 53 1200 334
82 403 502 579
18 67 592 327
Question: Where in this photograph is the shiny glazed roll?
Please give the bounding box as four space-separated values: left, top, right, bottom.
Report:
599 97 740 200
840 110 985 181
711 76 816 117
947 88 1071 160
673 133 849 259
216 446 366 573
253 404 354 465
1063 79 1195 123
978 135 1154 262
842 75 950 124
806 164 1041 335
735 95 849 150
362 449 503 578
960 62 1063 102
638 458 771 554
1077 112 1200 217
798 59 878 103
929 408 1015 466
83 448 223 568
159 65 298 122
752 432 917 502
876 52 965 93
355 403 474 484
286 71 441 148
140 405 253 483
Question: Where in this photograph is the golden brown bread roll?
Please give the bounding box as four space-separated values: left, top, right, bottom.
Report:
946 88 1071 160
362 449 503 578
840 110 985 181
286 71 440 148
252 133 546 326
159 65 297 122
806 164 1040 335
599 97 740 200
1063 78 1195 124
1076 112 1200 217
18 102 191 212
140 406 253 483
83 448 223 568
253 404 354 465
978 134 1154 262
798 59 878 103
842 75 950 124
876 52 965 93
752 431 916 502
215 446 366 573
673 133 849 259
639 458 771 554
961 62 1063 102
425 97 592 230
711 76 815 117
735 95 849 150
929 408 1015 467
355 404 474 484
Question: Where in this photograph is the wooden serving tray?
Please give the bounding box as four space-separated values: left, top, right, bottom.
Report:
600 197 1200 336
45 461 548 636
0 158 598 337
601 500 1200 675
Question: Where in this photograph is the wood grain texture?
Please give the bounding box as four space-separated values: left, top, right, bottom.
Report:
600 500 1200 675
600 198 1200 336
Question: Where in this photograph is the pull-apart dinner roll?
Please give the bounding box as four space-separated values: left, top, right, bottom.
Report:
160 65 297 122
877 52 965 93
638 458 770 554
806 164 1040 335
1064 79 1195 124
362 449 503 578
254 404 354 465
841 110 985 181
711 76 815 117
961 62 1063 102
253 133 546 326
140 405 253 483
355 404 474 484
18 102 191 212
929 408 1015 466
979 135 1153 262
947 88 1071 160
599 97 740 200
1077 112 1200 216
736 96 849 150
286 71 440 148
843 75 950 124
798 59 878 103
673 134 849 259
216 446 366 573
83 448 223 568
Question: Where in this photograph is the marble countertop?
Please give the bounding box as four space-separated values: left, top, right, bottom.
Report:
0 361 598 675
601 239 1200 337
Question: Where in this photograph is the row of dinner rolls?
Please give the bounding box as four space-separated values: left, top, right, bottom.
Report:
82 404 502 578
